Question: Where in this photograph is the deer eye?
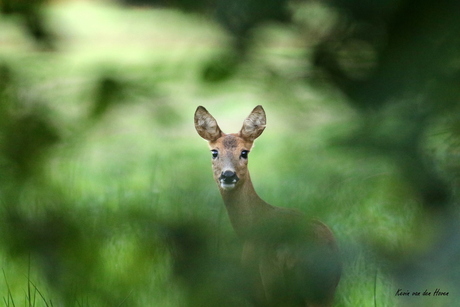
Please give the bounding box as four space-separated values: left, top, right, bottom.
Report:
240 150 249 159
211 150 218 159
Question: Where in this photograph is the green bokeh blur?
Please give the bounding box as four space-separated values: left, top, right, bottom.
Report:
0 1 459 306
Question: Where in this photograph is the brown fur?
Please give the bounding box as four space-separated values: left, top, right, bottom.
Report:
194 106 341 306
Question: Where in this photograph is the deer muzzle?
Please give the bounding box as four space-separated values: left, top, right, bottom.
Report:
219 170 239 189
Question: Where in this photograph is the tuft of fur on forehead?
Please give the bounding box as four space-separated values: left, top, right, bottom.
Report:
222 135 238 148
211 134 254 151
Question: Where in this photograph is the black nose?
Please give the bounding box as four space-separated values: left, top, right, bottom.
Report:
219 171 239 184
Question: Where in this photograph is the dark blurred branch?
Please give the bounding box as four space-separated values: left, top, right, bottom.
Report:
313 0 460 209
314 0 460 110
0 0 54 50
313 0 460 293
91 76 126 119
161 221 253 306
0 65 60 182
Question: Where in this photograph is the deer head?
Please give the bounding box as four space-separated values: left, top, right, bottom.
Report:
194 106 266 191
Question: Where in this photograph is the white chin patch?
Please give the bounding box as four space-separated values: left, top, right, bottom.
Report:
220 182 236 190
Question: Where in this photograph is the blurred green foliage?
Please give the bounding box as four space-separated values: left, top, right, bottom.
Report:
0 0 459 306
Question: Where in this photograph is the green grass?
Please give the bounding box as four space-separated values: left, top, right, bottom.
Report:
1 1 457 307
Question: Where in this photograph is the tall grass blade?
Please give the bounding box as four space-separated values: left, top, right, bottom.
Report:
2 269 16 307
28 280 51 307
373 268 378 307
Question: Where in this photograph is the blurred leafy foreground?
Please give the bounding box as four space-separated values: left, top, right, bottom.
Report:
1 0 460 306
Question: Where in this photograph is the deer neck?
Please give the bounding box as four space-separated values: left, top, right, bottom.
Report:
219 172 273 239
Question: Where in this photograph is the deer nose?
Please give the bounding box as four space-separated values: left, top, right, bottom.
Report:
219 170 239 184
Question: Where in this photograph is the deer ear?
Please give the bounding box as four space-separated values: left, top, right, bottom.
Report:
240 105 266 142
194 106 223 142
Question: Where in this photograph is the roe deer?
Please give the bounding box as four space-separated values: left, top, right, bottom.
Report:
194 105 341 307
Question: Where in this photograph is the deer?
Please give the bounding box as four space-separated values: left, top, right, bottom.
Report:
194 105 341 307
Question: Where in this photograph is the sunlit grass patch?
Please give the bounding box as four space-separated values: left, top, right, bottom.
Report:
2 260 54 307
